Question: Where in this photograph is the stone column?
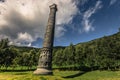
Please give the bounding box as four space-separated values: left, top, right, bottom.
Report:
33 4 57 75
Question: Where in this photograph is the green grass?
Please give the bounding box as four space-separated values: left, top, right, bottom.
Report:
0 70 120 80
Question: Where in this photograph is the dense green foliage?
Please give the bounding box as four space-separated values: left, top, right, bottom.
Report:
0 32 120 71
0 38 40 70
53 32 120 70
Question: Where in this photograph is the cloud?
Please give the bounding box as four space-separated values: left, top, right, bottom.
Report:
0 0 78 46
55 25 66 38
9 32 33 46
82 1 102 32
0 0 5 2
79 0 88 5
17 32 33 42
110 0 117 6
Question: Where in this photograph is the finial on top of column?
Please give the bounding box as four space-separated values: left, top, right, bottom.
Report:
49 3 57 11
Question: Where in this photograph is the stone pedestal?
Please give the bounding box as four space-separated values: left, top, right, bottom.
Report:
33 68 52 75
34 48 53 75
33 4 57 75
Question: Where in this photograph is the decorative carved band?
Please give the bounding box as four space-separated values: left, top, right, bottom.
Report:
37 47 52 68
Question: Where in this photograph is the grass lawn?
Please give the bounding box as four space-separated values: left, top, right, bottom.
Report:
0 70 120 80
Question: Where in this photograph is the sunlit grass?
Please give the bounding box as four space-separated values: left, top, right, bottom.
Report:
0 70 120 80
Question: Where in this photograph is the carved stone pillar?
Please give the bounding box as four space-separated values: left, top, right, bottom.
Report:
33 4 57 75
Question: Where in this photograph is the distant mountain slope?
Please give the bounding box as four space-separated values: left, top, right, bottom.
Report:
52 32 120 70
10 32 120 53
76 32 120 48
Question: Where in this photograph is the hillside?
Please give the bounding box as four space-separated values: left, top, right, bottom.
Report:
53 32 120 70
0 32 120 71
76 32 120 47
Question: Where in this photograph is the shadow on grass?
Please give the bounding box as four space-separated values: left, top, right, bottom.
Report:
0 69 35 72
62 71 88 78
14 72 28 75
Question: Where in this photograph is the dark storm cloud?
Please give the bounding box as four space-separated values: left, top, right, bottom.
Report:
0 0 5 2
0 9 46 40
0 0 79 46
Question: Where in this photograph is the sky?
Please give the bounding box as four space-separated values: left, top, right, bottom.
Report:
0 0 120 48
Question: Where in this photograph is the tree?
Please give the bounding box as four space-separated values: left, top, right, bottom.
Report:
53 49 64 67
0 38 9 49
69 43 76 69
28 49 38 69
12 57 20 70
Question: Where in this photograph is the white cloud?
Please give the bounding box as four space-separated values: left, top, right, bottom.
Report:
17 32 33 42
55 25 66 38
9 32 33 46
82 1 102 32
110 0 117 6
0 0 78 46
0 34 9 39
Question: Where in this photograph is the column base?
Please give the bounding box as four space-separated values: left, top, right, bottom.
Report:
33 68 53 75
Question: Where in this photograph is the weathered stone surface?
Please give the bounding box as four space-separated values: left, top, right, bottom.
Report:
33 4 57 75
33 68 53 75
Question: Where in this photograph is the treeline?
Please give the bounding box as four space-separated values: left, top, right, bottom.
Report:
0 38 40 70
0 32 120 71
53 32 120 71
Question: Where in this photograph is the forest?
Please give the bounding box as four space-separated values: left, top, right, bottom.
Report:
0 32 120 71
